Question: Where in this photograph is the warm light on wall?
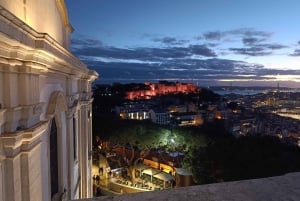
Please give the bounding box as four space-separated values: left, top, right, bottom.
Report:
125 82 200 100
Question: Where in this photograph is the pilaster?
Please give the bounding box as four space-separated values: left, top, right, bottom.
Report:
0 162 4 201
20 143 43 201
0 122 47 200
5 155 22 201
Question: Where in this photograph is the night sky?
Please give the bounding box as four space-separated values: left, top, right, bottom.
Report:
65 0 300 87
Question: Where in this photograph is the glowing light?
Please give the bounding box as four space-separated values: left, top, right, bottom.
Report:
261 75 300 82
218 74 300 83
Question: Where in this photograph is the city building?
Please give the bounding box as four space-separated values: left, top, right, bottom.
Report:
149 109 170 125
0 1 98 201
115 102 150 120
171 112 203 127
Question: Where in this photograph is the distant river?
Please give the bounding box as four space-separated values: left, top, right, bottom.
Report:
213 88 300 96
212 89 268 96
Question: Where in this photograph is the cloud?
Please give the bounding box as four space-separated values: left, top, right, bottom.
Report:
262 44 287 50
71 36 216 61
152 37 189 45
86 56 300 86
242 37 265 46
203 31 223 40
290 49 300 56
154 37 176 44
229 28 272 38
203 28 272 42
85 58 259 83
202 28 284 57
70 33 299 86
195 35 203 40
77 46 300 87
230 29 286 55
190 45 217 57
144 28 277 59
71 37 103 47
229 47 272 56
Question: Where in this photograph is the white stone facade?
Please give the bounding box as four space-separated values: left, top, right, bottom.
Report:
0 1 98 201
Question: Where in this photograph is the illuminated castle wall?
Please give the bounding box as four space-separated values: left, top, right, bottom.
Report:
0 1 98 201
125 81 200 100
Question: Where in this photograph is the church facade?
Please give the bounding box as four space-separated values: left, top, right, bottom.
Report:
0 1 98 201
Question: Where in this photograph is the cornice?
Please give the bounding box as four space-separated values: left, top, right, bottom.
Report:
56 0 74 33
0 6 89 76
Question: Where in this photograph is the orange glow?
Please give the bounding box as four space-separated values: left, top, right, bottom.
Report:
215 112 222 119
125 82 200 100
143 159 175 175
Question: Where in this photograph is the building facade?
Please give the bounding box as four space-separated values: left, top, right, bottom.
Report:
0 1 98 201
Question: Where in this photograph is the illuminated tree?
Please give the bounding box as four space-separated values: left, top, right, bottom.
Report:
104 120 208 183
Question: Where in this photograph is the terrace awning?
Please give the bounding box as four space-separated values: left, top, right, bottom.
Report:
135 164 150 171
154 172 175 181
142 168 161 176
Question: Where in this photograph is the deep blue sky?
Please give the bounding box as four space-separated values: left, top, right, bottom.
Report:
65 0 300 87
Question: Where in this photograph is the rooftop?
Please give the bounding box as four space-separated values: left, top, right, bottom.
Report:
70 172 300 201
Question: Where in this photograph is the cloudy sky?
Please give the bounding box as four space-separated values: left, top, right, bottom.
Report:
65 0 300 87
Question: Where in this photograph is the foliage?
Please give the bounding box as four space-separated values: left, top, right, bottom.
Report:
93 115 208 153
186 135 300 184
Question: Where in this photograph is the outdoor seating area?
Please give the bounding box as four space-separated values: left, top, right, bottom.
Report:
111 178 153 193
112 178 158 191
137 164 175 189
111 168 175 193
92 153 176 195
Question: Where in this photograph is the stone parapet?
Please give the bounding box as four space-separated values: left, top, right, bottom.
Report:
69 172 300 201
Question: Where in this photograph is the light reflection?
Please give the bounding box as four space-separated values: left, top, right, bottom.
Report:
219 74 300 83
262 75 300 82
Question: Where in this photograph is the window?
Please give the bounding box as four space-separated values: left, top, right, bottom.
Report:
50 119 58 197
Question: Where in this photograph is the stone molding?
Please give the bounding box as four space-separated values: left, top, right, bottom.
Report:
67 94 80 108
0 121 48 157
0 109 6 127
55 0 74 32
46 91 68 123
0 5 89 73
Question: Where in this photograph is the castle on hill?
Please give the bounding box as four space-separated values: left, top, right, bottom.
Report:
125 81 200 100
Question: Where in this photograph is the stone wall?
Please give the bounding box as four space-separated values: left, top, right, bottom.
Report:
69 172 300 201
0 2 98 201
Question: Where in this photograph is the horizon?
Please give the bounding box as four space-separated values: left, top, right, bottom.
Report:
93 79 300 91
66 0 300 88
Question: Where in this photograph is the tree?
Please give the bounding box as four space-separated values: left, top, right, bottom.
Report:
185 135 300 184
96 118 209 183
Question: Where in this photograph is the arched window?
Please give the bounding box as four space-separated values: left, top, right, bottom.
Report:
50 119 59 197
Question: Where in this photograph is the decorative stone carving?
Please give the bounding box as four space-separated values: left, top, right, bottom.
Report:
33 103 44 115
80 92 92 102
67 94 80 108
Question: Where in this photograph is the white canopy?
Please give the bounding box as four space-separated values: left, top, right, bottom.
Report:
142 168 161 176
154 172 175 181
